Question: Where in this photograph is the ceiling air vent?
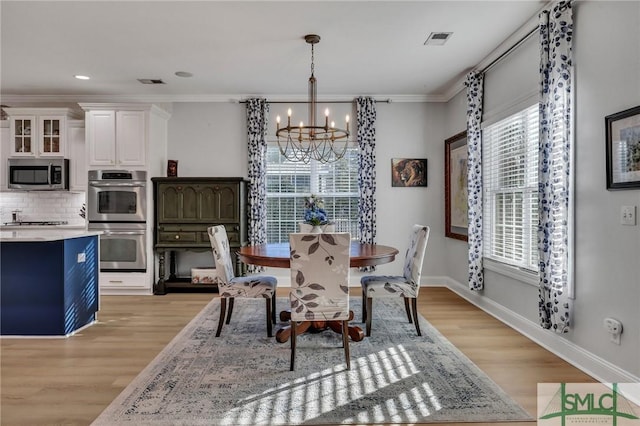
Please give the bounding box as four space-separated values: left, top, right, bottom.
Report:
424 32 453 46
137 78 165 85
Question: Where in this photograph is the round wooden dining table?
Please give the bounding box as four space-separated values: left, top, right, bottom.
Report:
237 241 399 269
237 241 399 343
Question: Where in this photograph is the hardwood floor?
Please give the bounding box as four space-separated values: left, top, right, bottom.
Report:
1 286 596 425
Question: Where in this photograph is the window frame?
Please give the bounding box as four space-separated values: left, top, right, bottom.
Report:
482 103 540 273
264 141 359 243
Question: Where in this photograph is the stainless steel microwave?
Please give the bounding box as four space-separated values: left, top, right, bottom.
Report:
8 158 69 190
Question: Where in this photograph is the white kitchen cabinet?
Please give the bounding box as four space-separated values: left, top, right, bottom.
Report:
39 115 65 156
0 121 9 190
67 120 86 191
3 108 80 158
83 107 149 169
9 114 36 156
85 110 116 167
99 271 149 294
116 110 146 166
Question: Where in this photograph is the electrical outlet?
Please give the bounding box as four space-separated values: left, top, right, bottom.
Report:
621 205 636 226
604 317 623 344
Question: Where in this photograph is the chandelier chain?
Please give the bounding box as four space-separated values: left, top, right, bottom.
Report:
310 44 315 76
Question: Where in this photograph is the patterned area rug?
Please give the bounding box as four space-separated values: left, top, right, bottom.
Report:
92 297 533 425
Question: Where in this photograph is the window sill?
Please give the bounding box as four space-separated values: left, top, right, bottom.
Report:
483 258 538 287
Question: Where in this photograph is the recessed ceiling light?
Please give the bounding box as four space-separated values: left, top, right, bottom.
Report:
424 32 453 46
74 75 90 80
175 71 193 78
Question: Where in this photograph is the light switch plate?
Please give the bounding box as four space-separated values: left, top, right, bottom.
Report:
621 206 636 226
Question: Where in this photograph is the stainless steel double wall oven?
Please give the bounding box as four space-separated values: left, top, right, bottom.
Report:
88 170 147 272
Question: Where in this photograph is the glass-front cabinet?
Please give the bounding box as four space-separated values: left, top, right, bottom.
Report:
3 108 80 157
40 116 63 155
11 116 35 155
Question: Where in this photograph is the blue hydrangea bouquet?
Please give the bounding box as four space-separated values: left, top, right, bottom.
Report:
303 194 328 226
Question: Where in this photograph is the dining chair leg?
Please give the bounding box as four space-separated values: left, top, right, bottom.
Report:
365 297 373 337
216 298 227 337
361 291 367 323
225 298 235 324
411 298 421 336
404 297 413 323
342 320 351 370
271 294 277 324
290 320 297 371
265 298 273 337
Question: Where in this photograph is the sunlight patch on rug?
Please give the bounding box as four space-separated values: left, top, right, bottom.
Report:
223 344 434 425
92 297 533 425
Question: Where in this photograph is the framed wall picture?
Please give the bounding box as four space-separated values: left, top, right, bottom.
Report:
445 130 468 241
391 158 428 187
167 160 178 177
606 105 640 190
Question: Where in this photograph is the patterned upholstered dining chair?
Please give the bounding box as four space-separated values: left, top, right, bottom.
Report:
207 225 277 337
289 232 351 371
360 225 430 336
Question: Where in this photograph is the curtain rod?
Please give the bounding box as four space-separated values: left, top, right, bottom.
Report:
239 99 391 104
480 25 538 75
480 0 573 75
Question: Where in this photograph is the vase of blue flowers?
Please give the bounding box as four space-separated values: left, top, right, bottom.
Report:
299 194 335 233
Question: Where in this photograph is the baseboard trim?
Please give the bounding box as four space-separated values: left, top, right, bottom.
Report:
421 276 639 385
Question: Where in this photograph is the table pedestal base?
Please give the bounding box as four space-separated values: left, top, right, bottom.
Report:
275 310 365 343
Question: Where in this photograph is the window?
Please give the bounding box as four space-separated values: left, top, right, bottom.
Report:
265 142 359 243
482 104 539 271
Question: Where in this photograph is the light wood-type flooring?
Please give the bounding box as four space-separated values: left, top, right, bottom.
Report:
1 286 596 426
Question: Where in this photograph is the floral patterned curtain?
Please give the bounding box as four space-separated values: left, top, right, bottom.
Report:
538 1 573 333
356 97 377 271
246 98 269 273
465 72 484 291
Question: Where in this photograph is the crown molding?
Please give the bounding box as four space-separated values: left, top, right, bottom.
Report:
0 92 446 105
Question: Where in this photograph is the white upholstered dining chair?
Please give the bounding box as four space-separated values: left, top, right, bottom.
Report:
289 232 351 371
207 225 277 337
360 225 430 336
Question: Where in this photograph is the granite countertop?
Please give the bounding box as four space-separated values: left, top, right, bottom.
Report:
1 222 86 230
0 225 87 231
0 229 101 242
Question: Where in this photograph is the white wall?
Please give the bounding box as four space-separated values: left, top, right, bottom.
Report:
375 102 447 277
571 0 640 378
167 103 248 178
164 100 449 280
443 1 640 380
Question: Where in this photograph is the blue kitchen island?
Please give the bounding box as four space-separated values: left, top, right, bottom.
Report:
0 230 100 336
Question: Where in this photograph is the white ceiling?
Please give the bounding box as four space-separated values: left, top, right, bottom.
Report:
0 1 546 103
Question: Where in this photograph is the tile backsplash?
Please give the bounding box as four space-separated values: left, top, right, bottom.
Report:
0 191 86 226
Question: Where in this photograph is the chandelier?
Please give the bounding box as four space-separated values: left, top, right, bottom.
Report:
276 34 350 164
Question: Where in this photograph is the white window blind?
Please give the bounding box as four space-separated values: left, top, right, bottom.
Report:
482 104 539 271
265 142 359 243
